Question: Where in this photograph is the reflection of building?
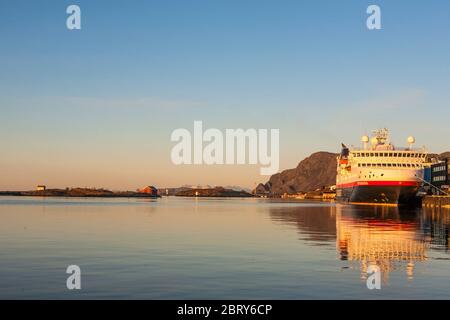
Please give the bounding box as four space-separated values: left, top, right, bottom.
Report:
336 205 428 282
269 202 450 284
420 207 450 252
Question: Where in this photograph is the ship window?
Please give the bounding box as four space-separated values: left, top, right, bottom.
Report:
370 153 374 157
384 152 388 157
382 163 387 167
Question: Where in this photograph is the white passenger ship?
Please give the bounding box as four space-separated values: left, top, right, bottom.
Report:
336 129 428 204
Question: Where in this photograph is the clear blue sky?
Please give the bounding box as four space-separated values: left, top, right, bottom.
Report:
1 0 450 190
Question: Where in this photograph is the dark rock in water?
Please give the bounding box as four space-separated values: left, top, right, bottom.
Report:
259 151 338 196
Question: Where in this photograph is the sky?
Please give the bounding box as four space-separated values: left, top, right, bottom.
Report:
1 0 450 190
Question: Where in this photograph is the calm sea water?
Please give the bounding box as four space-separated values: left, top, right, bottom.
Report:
0 196 449 299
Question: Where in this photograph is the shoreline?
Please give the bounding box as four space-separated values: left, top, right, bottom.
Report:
0 190 160 199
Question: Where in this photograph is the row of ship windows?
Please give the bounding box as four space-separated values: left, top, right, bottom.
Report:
432 165 449 172
433 175 448 182
357 163 423 168
353 152 425 158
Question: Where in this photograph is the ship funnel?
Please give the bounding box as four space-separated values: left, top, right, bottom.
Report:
361 135 369 150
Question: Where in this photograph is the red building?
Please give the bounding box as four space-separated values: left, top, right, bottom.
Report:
138 186 158 196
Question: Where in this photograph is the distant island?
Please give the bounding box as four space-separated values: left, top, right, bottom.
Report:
0 186 254 198
0 187 160 198
174 187 254 198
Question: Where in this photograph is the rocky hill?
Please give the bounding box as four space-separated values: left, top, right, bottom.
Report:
439 152 450 160
256 152 338 196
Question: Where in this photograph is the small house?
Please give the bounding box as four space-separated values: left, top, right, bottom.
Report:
138 186 158 196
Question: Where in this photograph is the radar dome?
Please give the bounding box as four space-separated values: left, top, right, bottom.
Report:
361 135 369 143
371 137 378 145
407 136 415 144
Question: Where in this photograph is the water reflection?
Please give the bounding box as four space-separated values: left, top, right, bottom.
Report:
270 204 336 243
336 205 427 283
270 203 450 284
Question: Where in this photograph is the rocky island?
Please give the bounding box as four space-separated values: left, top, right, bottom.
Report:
0 187 161 198
175 187 254 197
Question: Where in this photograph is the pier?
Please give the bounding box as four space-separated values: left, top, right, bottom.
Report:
422 196 450 208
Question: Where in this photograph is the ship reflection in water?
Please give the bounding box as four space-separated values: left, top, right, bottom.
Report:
270 203 450 286
1 197 450 299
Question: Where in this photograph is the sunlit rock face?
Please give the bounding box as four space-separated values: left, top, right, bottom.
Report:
262 152 338 196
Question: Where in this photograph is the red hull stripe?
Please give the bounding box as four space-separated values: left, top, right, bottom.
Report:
336 181 420 189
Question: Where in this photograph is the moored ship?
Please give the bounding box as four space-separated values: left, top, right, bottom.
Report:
336 129 428 205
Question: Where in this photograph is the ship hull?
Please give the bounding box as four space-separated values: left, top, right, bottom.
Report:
336 183 420 205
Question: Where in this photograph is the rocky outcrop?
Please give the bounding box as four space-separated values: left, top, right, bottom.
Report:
259 152 338 196
439 152 450 160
